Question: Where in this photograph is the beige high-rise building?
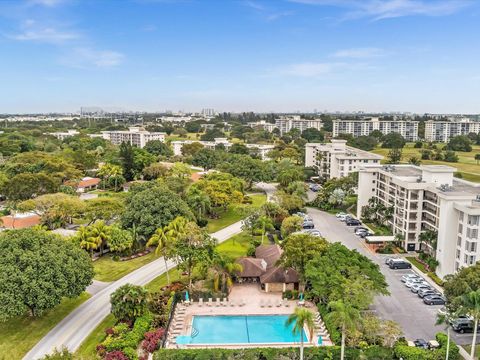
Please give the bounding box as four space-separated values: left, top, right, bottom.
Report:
333 117 418 141
101 127 166 148
425 119 480 142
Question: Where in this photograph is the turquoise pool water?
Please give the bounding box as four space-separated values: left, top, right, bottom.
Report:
181 315 306 344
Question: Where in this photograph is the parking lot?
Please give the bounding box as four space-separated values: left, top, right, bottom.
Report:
306 207 475 345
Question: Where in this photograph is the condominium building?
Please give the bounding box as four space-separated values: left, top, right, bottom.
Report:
247 120 277 132
425 119 480 142
171 138 275 160
49 129 80 140
101 127 166 148
357 164 480 278
275 116 323 135
305 140 383 179
333 117 418 141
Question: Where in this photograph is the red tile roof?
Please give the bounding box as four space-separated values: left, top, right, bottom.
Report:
77 177 101 189
1 214 41 229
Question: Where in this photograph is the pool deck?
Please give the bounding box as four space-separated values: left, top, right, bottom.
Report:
165 284 333 349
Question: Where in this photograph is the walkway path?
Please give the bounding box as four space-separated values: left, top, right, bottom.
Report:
25 218 247 359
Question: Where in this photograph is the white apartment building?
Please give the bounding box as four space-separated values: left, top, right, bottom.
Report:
49 129 80 140
247 120 277 132
101 127 166 148
275 116 323 135
333 117 419 141
425 119 480 142
357 164 480 278
305 140 383 179
171 138 275 161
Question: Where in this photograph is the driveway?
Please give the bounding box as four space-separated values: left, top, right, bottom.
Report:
25 219 246 359
306 207 474 345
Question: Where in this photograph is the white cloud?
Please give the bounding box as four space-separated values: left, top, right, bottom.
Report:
289 0 470 20
28 0 66 7
61 48 124 68
332 47 386 58
9 27 78 43
278 62 343 77
243 0 293 21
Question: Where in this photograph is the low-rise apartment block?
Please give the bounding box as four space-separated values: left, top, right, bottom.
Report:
357 164 480 278
305 140 383 179
49 129 80 140
101 127 166 148
275 115 323 135
333 117 418 141
171 138 275 160
425 119 480 142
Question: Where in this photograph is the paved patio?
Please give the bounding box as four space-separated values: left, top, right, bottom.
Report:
165 284 332 348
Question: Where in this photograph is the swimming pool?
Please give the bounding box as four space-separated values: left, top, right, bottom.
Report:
179 315 307 345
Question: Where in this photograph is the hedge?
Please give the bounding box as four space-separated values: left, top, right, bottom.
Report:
393 333 460 360
154 346 394 360
317 304 341 344
103 313 153 355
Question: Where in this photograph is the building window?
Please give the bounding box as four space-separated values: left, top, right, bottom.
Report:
457 236 462 246
456 249 461 259
459 211 464 222
468 215 479 226
458 224 463 234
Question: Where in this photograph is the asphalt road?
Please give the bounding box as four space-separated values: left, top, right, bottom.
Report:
306 207 475 345
24 219 245 359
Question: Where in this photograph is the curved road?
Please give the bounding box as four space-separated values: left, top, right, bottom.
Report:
25 218 245 359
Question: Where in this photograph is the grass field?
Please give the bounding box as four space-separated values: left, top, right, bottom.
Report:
206 194 267 233
93 251 157 282
461 345 479 359
371 143 480 183
74 314 116 360
0 292 90 360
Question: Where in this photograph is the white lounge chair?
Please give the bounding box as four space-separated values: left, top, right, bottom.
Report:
260 299 265 308
222 297 228 306
216 298 221 307
199 298 204 307
207 298 213 307
240 298 246 306
276 299 282 307
230 299 235 307
267 299 273 307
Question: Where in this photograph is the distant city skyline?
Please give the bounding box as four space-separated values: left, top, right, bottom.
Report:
1 0 479 113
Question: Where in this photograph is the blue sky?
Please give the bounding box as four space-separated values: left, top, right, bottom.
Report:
1 0 480 114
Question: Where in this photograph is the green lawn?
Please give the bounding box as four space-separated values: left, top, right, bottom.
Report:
0 292 90 360
74 314 115 360
216 232 265 259
93 252 157 282
364 222 393 236
371 143 480 183
461 345 479 359
405 256 428 273
206 194 267 233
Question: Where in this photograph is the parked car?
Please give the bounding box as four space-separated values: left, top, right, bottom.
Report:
418 289 439 298
423 295 446 305
401 274 420 283
385 257 400 265
411 284 431 293
346 218 362 226
338 214 351 222
304 229 322 237
405 278 426 287
336 212 348 218
390 260 412 270
413 339 429 349
358 231 374 238
302 221 314 229
452 319 478 333
309 184 321 192
296 212 306 218
354 226 369 232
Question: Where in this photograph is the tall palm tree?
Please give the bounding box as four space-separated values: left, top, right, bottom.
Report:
77 226 98 258
187 187 211 219
326 300 361 360
460 289 480 359
89 221 111 256
108 165 123 192
256 215 274 244
285 307 315 360
211 254 243 292
436 311 454 360
147 227 173 285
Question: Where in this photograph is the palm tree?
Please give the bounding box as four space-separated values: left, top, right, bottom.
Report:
328 188 346 207
211 254 243 292
187 187 211 219
77 226 99 258
436 311 454 360
460 289 480 359
108 165 123 192
256 215 274 244
326 300 361 360
89 221 111 256
285 307 315 360
147 227 173 285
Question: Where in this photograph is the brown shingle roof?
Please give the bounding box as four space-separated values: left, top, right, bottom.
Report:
255 244 282 268
236 257 266 277
260 266 299 284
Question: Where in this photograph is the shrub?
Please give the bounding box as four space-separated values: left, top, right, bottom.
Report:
103 313 153 353
105 351 129 360
142 328 165 353
318 304 341 344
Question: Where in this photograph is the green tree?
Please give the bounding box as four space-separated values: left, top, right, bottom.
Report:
475 153 480 165
328 188 346 207
108 226 134 253
326 300 361 360
280 215 303 237
408 156 421 166
460 290 480 359
97 163 123 191
447 135 472 152
119 142 135 181
443 150 459 163
280 233 327 289
210 253 243 293
255 215 274 244
191 148 221 170
387 147 403 164
181 142 204 157
217 154 268 188
84 197 125 225
186 186 211 220
142 162 169 180
144 140 173 157
285 307 315 360
200 128 225 141
301 128 324 142
110 284 148 322
228 143 249 155
3 173 58 200
381 132 406 149
121 183 194 239
0 228 93 320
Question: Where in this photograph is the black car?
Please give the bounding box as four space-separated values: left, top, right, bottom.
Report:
389 260 412 269
423 295 446 305
452 319 479 333
414 339 429 349
358 231 374 238
302 221 314 229
346 219 361 226
354 226 368 232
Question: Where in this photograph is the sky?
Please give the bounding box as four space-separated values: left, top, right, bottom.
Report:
1 0 480 114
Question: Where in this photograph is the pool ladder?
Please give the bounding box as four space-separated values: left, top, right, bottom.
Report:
191 327 199 338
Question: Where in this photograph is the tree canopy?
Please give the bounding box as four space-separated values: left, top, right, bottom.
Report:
0 228 93 320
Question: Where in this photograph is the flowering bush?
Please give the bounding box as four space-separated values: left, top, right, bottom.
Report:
96 344 106 357
105 350 129 360
141 328 165 353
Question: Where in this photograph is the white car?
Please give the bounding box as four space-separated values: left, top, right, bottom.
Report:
411 283 431 293
336 212 348 218
405 278 426 288
338 214 351 222
401 274 420 283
